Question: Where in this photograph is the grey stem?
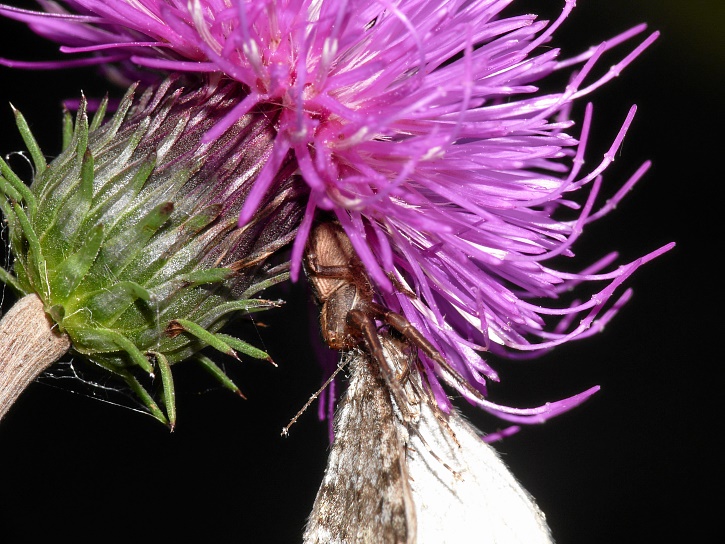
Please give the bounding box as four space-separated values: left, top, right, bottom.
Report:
0 294 70 422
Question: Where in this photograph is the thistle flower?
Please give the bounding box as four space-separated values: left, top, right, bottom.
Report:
0 0 674 424
0 77 306 426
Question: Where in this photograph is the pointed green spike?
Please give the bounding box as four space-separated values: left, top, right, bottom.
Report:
240 270 291 298
167 319 239 359
195 354 244 397
72 99 89 168
215 333 272 363
179 268 233 287
116 368 168 426
11 104 46 172
72 327 154 375
195 298 283 328
151 351 176 430
12 201 46 294
61 107 74 152
89 94 109 132
0 156 37 217
0 175 22 202
91 83 137 150
79 148 94 204
0 266 22 294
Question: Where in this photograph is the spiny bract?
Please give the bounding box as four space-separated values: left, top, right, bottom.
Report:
0 77 305 427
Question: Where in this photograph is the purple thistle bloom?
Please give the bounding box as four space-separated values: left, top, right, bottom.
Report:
1 0 674 424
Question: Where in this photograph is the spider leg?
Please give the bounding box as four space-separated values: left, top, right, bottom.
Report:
368 302 446 366
308 263 353 278
386 272 417 299
304 254 354 279
367 302 489 404
347 309 414 421
377 334 463 481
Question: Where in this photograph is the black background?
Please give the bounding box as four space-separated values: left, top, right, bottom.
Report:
0 1 721 543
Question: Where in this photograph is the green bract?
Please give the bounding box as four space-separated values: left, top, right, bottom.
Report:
0 78 304 427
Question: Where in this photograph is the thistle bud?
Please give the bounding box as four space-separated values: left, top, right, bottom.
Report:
0 77 306 427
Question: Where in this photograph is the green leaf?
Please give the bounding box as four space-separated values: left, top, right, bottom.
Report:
81 153 156 232
48 223 104 301
183 204 222 234
79 148 94 205
179 268 233 286
50 148 96 245
32 104 89 232
72 99 89 170
104 201 174 274
78 280 152 324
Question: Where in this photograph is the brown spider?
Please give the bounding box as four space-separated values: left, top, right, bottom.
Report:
303 219 486 404
280 218 487 438
304 221 444 366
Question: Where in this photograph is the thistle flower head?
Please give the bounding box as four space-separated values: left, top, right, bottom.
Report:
0 0 674 424
0 77 306 426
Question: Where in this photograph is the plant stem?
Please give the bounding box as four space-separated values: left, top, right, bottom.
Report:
0 293 70 422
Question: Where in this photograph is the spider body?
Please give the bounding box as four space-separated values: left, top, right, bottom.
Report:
303 220 447 370
304 221 373 351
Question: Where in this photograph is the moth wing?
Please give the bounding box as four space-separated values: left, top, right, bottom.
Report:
304 348 416 544
406 402 554 544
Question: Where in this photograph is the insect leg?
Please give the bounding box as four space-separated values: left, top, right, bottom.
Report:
368 302 489 404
